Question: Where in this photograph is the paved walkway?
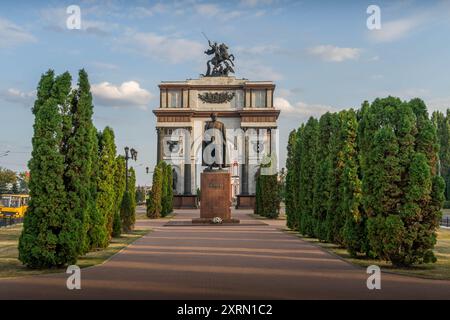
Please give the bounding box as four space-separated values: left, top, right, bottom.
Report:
0 209 449 299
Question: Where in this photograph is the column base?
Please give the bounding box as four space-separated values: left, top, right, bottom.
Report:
173 195 198 209
236 194 255 209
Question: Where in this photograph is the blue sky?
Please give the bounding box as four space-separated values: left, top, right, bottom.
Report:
1 0 450 185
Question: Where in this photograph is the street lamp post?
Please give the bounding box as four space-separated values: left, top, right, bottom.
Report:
124 147 138 191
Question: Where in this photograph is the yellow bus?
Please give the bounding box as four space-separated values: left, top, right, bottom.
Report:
0 194 30 218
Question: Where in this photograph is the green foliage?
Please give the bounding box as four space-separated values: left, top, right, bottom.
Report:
112 209 122 237
62 69 98 254
359 97 443 265
96 127 117 246
135 186 147 204
19 70 79 268
112 156 126 237
287 96 443 266
147 164 163 218
432 110 450 200
87 126 107 249
298 117 319 236
160 162 173 217
122 167 136 232
0 167 17 194
121 191 135 233
255 171 280 219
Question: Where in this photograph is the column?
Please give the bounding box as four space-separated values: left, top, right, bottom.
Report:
241 129 249 195
156 128 162 164
184 127 192 195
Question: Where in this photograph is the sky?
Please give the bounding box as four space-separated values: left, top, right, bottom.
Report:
1 0 450 185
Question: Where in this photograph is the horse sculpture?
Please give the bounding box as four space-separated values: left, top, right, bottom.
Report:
204 40 236 77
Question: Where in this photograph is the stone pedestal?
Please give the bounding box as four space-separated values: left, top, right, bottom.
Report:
193 170 239 223
236 195 255 209
173 195 198 209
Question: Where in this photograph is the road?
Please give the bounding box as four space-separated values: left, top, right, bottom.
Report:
0 209 449 299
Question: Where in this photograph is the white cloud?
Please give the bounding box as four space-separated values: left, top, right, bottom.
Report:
119 31 204 64
0 88 36 106
240 0 274 7
195 4 221 16
426 97 450 112
308 45 361 62
238 59 283 80
132 3 168 17
0 18 37 48
91 81 153 109
235 44 280 56
369 17 423 43
275 97 340 119
193 3 243 22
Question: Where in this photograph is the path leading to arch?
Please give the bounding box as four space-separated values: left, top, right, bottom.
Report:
0 209 449 299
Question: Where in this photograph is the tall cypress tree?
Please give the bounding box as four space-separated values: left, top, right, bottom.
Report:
87 125 107 248
285 130 297 229
298 118 319 236
160 162 172 217
339 110 364 254
292 125 304 231
146 164 163 218
63 69 98 254
431 110 450 200
96 127 117 245
19 71 79 268
407 98 444 264
121 166 136 232
313 113 334 240
31 70 54 115
361 97 442 265
112 156 126 237
165 164 174 215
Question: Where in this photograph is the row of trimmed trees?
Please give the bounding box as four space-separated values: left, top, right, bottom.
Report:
286 97 444 266
432 110 450 203
146 162 173 218
18 69 136 268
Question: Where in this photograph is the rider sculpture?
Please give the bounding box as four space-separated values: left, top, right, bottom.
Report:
204 40 235 77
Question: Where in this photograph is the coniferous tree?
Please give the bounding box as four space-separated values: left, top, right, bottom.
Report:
361 97 443 265
120 191 134 232
408 98 444 264
87 126 107 248
285 130 297 229
122 166 136 231
166 165 174 214
313 113 334 240
63 70 98 254
146 164 163 218
160 162 173 217
339 110 364 254
112 156 126 237
298 118 319 236
31 70 55 115
292 126 304 231
255 172 280 219
432 111 450 199
96 127 117 245
19 71 79 268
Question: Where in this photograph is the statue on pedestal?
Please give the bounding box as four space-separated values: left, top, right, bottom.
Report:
202 113 229 170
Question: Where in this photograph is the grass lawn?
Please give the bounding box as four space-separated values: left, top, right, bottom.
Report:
0 224 149 279
135 205 176 220
287 228 450 281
